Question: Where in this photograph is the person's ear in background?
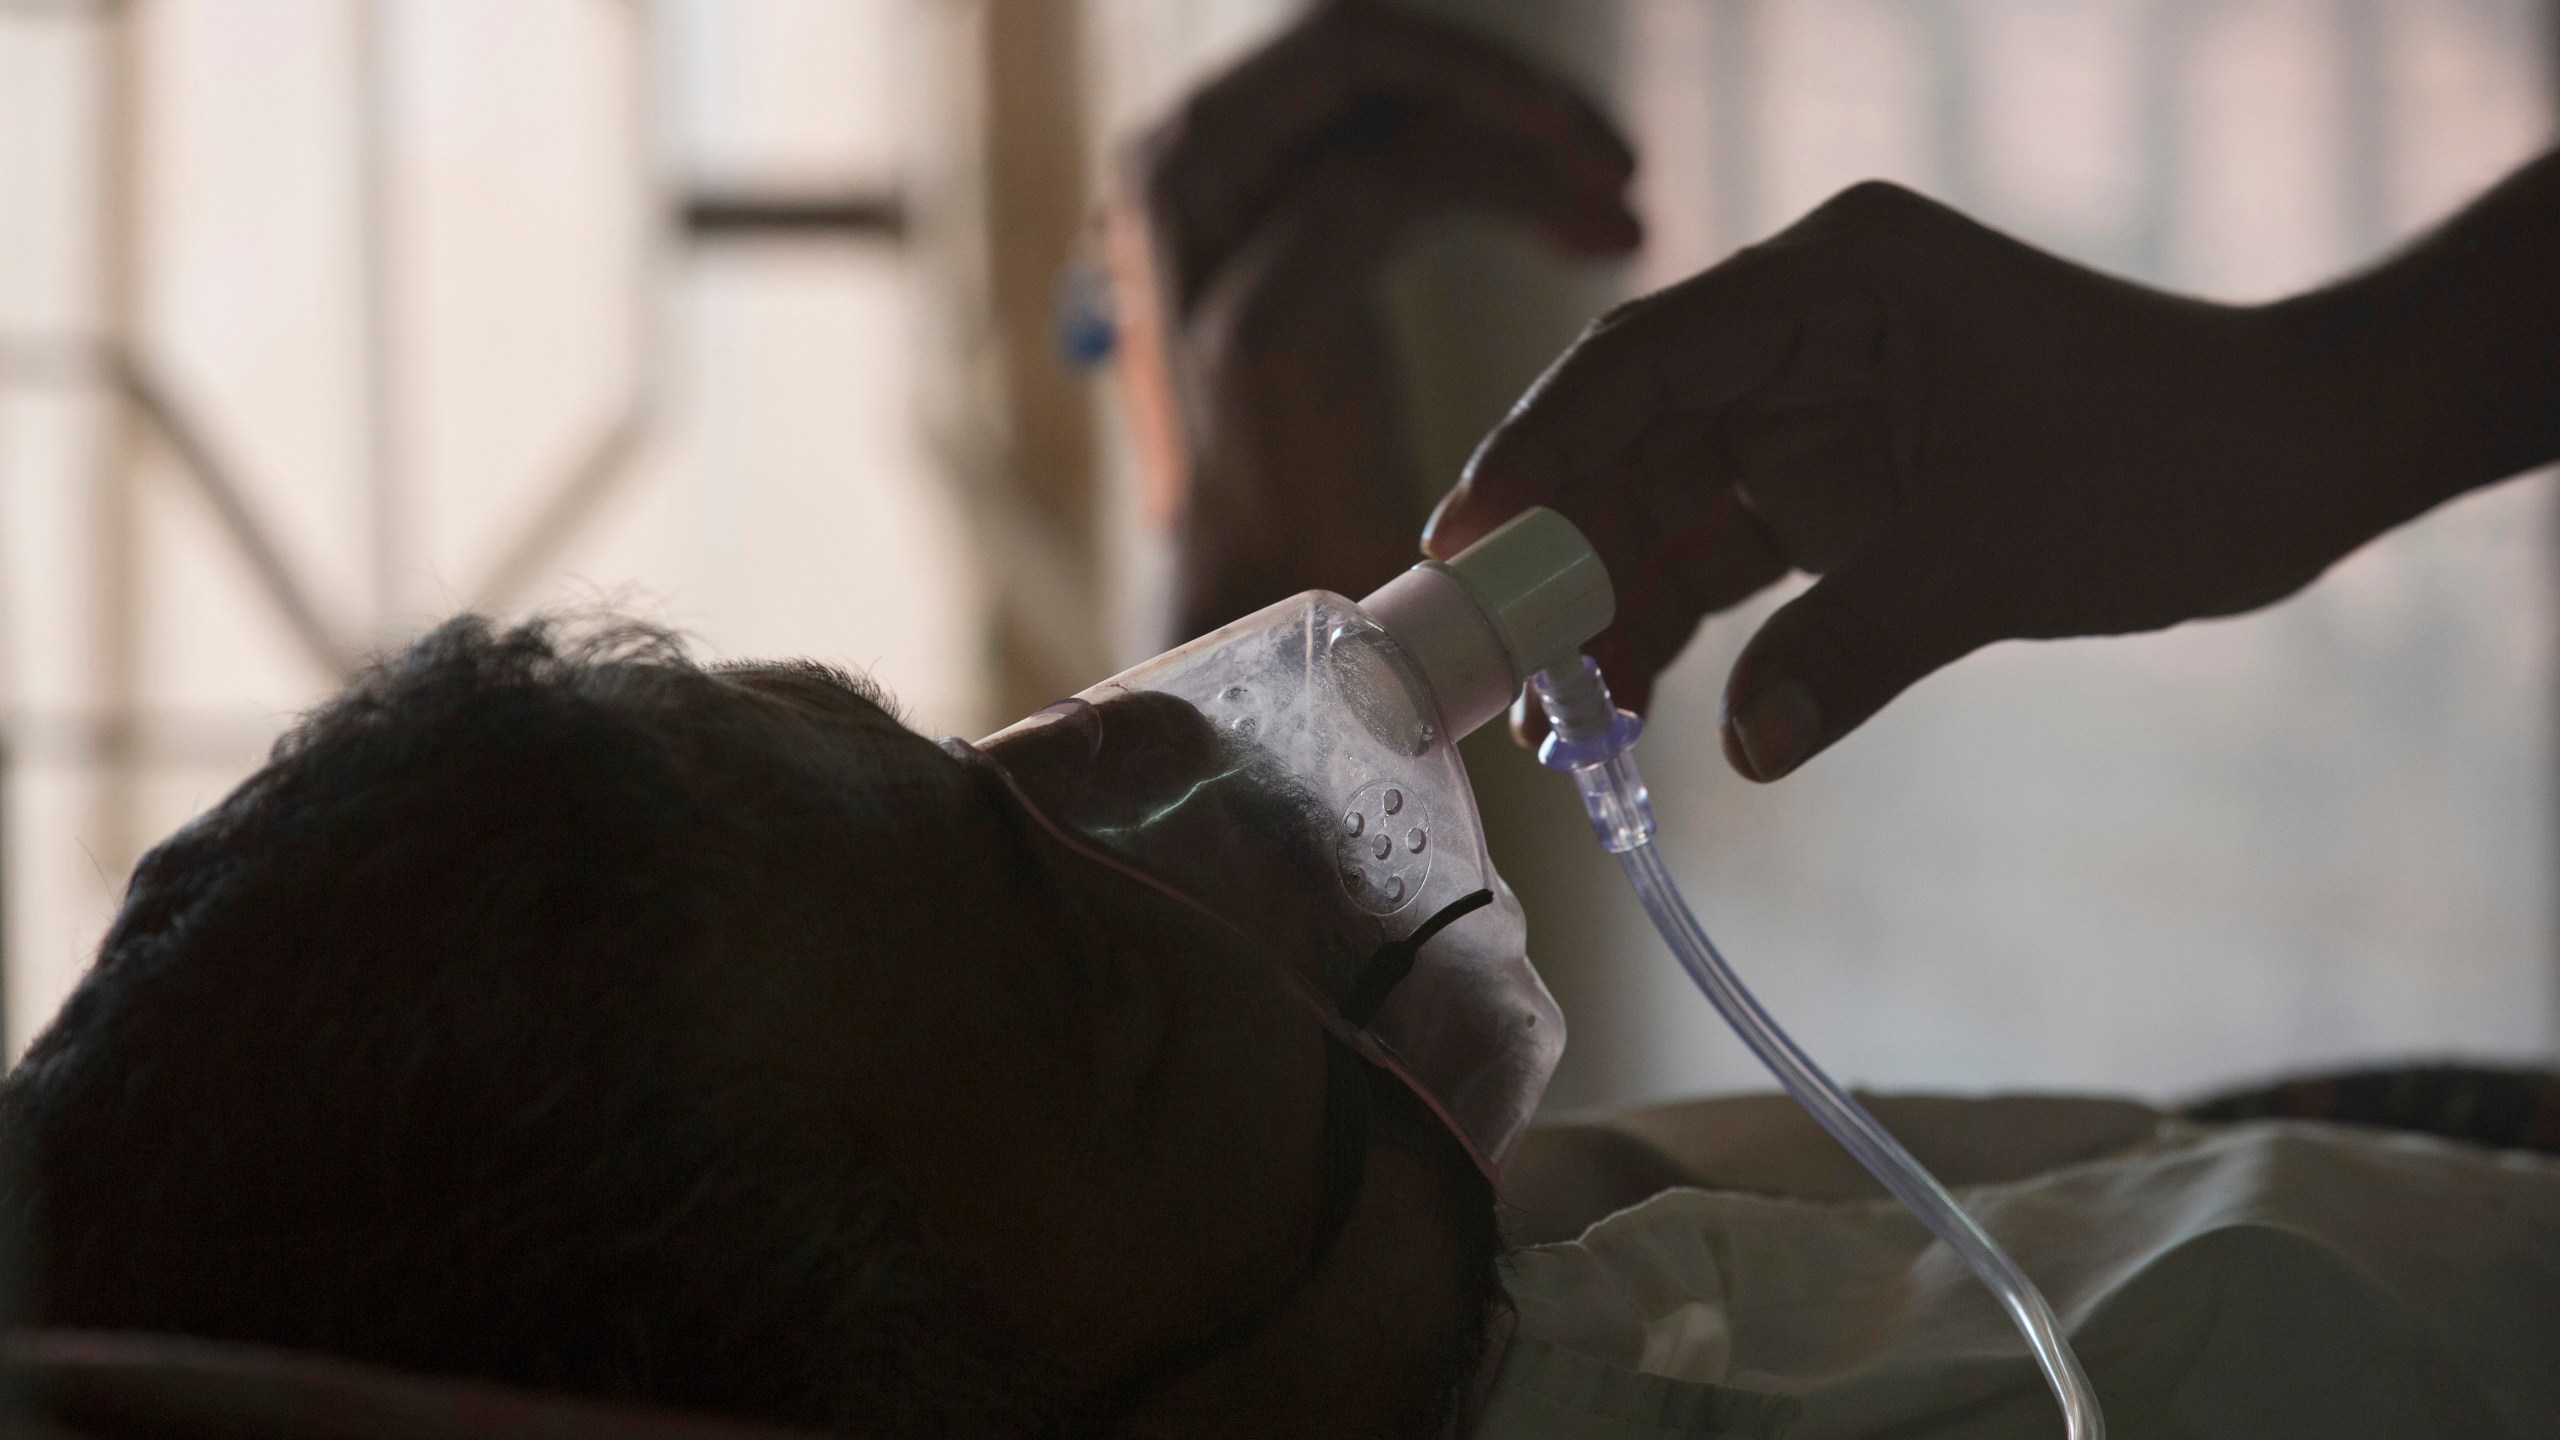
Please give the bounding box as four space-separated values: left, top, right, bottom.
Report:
1106 0 1642 645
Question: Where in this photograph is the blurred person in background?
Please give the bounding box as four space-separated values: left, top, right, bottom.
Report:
4 5 2559 1440
1107 1 1638 640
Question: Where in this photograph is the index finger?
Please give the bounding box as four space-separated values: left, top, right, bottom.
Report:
1423 249 1856 559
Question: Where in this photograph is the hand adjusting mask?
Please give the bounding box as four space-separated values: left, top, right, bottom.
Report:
946 508 1613 1176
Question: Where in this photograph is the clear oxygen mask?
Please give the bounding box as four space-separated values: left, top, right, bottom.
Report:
949 508 1611 1171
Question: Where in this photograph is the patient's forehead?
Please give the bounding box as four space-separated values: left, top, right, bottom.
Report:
682 661 1032 929
714 660 919 742
707 661 987 801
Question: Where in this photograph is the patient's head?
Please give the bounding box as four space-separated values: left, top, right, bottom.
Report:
0 617 1499 1438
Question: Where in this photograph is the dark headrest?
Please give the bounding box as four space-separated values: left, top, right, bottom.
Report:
4 1331 820 1440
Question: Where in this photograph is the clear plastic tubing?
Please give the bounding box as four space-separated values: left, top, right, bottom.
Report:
1532 656 2104 1440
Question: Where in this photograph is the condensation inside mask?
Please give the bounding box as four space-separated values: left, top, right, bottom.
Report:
965 590 1564 1175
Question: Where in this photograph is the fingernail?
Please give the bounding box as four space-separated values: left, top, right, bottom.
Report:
1724 681 1821 781
1508 685 1546 748
1420 492 1463 559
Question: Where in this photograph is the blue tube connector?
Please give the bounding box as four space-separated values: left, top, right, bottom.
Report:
1531 657 1655 853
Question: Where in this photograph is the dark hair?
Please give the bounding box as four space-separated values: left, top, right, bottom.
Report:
0 616 1056 1436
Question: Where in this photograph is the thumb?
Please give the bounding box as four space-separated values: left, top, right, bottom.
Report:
1719 545 1990 782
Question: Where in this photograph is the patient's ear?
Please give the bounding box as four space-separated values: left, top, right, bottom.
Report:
1499 1125 1697 1246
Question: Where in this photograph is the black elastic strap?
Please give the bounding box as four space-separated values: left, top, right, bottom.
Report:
1338 888 1495 1028
1305 1031 1375 1244
1071 1036 1373 1431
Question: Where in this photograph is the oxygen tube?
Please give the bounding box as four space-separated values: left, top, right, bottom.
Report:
1531 655 2103 1440
1364 509 2103 1440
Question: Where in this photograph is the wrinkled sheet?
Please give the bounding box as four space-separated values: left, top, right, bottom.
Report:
1479 1119 2560 1439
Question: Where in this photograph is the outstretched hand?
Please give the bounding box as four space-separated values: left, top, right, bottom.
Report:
1429 171 2558 779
